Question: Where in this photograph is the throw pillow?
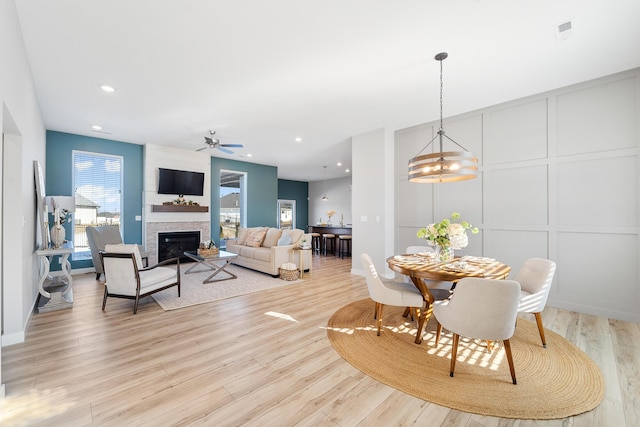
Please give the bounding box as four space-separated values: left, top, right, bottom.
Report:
236 227 250 245
262 228 282 248
245 228 267 247
277 233 292 246
288 229 304 245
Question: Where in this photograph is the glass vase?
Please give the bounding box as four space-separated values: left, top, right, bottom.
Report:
436 246 454 263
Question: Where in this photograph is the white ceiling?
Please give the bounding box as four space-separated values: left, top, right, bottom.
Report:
14 0 640 181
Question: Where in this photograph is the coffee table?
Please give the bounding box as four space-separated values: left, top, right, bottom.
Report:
183 250 238 283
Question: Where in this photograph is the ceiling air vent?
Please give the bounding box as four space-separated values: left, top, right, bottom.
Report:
558 21 572 33
555 19 574 42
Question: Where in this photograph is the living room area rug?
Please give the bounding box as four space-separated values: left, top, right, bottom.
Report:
151 264 304 310
327 298 605 420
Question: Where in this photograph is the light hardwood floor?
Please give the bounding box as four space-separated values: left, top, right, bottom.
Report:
1 255 638 426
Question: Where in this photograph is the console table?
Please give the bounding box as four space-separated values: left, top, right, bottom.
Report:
35 242 74 313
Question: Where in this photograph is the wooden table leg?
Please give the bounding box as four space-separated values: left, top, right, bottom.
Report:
409 276 435 345
415 303 434 344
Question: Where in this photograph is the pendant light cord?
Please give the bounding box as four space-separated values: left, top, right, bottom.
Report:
439 57 444 133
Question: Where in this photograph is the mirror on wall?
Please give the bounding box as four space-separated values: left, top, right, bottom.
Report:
34 160 49 249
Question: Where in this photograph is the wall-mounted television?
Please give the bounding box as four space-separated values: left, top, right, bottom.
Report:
158 168 205 196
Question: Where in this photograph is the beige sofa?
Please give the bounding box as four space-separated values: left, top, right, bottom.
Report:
225 227 312 276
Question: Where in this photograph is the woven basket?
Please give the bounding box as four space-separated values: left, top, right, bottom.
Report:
279 267 300 281
198 248 219 257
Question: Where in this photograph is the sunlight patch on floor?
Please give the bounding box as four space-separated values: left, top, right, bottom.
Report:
0 388 76 425
264 311 298 322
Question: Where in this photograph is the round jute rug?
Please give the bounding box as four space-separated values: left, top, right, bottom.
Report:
327 298 604 419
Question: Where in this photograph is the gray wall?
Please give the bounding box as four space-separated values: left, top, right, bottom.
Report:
394 68 639 323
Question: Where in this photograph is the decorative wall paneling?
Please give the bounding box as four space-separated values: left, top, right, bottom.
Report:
395 69 639 322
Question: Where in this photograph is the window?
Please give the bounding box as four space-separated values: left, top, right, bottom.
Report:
219 170 246 246
72 151 123 259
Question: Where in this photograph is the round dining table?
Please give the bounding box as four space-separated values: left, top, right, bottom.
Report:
386 254 511 344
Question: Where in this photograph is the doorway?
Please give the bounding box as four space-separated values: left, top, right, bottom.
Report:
277 199 296 229
219 170 246 247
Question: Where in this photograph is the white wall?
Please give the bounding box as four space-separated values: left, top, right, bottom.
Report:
144 143 212 221
143 144 212 263
393 68 640 323
308 176 352 227
352 128 395 275
0 0 48 359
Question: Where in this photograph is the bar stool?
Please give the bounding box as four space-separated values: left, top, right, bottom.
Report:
323 234 336 256
310 233 321 254
338 235 352 259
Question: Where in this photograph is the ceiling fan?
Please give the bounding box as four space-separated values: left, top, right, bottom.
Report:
196 130 243 154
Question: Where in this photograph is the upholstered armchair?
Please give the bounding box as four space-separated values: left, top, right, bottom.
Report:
87 225 148 280
433 277 521 384
361 253 424 336
100 244 180 314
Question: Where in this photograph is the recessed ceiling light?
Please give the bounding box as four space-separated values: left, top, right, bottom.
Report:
246 153 253 157
100 85 115 93
337 162 342 166
92 125 102 130
345 169 350 173
295 137 302 142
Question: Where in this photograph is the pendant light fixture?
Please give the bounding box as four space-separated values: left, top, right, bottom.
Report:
408 52 478 183
321 166 329 201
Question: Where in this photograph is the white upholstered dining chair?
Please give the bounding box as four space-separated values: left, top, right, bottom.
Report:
513 258 557 347
433 277 521 384
100 244 181 314
361 253 424 336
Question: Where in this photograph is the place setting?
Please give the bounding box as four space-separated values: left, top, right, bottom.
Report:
439 260 480 273
392 254 430 265
461 255 496 264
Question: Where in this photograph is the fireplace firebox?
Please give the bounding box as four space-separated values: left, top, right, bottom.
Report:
158 231 200 263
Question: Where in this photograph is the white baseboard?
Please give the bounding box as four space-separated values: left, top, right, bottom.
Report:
2 330 26 347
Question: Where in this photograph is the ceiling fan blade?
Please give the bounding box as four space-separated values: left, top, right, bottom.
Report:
220 143 243 148
217 146 234 154
196 146 208 151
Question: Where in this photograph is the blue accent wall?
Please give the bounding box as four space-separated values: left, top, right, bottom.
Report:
46 131 144 270
46 131 307 267
278 179 309 230
210 158 278 245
